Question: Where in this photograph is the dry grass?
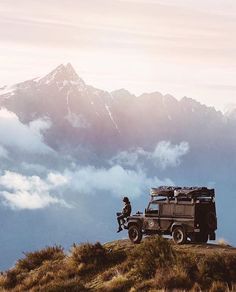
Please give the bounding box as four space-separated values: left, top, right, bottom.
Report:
128 236 175 279
0 238 236 291
102 275 133 292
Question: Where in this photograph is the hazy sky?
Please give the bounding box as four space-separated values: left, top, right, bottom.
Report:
1 0 236 110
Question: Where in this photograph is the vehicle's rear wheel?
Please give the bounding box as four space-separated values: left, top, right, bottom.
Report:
172 226 187 244
128 224 142 244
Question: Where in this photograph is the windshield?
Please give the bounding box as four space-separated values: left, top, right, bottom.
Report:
147 202 159 212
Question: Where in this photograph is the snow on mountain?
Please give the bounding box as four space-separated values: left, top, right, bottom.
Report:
37 63 86 91
0 85 16 97
0 63 233 157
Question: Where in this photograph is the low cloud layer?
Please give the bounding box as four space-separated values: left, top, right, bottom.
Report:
64 164 173 197
0 171 69 210
0 110 180 210
110 141 190 169
0 164 174 210
0 108 52 154
152 141 189 169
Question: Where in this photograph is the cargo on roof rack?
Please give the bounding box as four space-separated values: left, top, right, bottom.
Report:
174 188 215 198
150 187 175 197
150 186 215 199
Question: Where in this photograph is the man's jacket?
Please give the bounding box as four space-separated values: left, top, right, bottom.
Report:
122 203 131 217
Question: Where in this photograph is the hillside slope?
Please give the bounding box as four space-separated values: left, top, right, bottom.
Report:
1 237 236 291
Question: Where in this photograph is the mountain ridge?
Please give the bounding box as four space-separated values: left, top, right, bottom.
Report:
0 62 232 158
0 63 224 116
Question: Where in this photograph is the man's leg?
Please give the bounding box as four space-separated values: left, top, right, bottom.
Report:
117 214 125 232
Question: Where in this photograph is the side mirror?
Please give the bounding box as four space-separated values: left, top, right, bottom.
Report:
145 208 147 214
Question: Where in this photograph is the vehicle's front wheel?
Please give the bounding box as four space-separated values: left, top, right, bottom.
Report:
172 226 187 244
128 224 142 244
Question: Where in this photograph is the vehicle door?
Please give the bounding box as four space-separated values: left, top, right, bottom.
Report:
144 201 161 230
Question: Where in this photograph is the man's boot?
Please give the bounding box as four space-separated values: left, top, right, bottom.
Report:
117 226 122 233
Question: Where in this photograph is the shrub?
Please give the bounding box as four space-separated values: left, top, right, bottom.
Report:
129 236 175 279
198 254 228 287
155 267 193 290
70 242 107 275
21 258 68 289
107 249 127 265
1 247 65 290
176 252 199 282
1 270 18 289
224 255 236 283
16 245 65 272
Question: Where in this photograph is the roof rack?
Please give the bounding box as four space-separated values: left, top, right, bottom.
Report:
150 186 215 199
150 186 176 197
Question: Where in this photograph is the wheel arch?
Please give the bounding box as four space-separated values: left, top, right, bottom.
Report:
127 218 142 229
170 223 185 233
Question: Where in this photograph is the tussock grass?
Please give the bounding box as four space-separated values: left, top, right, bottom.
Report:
128 236 175 279
103 275 133 292
0 237 236 291
209 281 229 292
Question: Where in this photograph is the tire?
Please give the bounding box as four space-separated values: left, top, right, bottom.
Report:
128 224 142 244
172 226 187 244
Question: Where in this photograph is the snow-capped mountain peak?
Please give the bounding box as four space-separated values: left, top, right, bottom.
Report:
37 63 85 88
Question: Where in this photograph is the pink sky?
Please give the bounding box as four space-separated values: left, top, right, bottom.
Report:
1 0 236 111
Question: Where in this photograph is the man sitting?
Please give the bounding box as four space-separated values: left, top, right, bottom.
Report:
117 196 132 233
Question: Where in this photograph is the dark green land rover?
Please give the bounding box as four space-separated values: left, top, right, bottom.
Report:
127 186 217 244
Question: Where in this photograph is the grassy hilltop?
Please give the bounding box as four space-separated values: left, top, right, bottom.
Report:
0 237 236 292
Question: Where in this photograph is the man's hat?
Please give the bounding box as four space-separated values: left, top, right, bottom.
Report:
123 196 130 203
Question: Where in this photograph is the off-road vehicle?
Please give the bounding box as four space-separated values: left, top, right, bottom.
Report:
127 186 217 244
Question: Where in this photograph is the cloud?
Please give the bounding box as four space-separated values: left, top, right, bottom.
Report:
0 108 52 154
47 172 69 187
110 140 190 169
64 164 173 197
152 141 189 169
0 165 173 209
109 147 146 167
0 171 69 210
